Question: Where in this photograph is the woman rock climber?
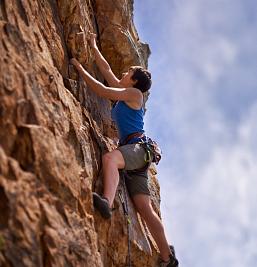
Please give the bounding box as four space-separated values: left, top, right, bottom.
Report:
70 32 178 267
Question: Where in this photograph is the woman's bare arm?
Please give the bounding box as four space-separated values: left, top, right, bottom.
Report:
70 58 141 103
88 32 121 88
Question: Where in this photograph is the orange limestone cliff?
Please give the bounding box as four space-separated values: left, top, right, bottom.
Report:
0 0 161 266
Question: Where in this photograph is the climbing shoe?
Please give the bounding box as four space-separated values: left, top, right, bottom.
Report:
92 192 112 219
160 245 179 267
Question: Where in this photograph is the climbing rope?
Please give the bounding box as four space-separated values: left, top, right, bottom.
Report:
118 172 131 267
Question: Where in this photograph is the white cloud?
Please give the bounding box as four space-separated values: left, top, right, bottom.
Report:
161 105 257 266
135 0 257 266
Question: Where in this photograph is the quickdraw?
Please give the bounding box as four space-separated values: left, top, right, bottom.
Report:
118 172 132 267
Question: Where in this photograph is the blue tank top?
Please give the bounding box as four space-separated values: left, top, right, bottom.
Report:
111 101 145 144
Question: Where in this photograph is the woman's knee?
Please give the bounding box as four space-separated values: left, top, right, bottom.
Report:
102 150 125 169
133 195 153 216
102 152 112 164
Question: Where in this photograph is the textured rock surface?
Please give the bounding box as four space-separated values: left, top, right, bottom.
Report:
0 0 160 266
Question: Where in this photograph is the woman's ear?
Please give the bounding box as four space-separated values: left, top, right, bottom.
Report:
131 78 137 86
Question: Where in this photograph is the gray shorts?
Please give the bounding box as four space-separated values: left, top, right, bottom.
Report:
118 143 151 196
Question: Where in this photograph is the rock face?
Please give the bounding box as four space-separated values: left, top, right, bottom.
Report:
0 0 161 266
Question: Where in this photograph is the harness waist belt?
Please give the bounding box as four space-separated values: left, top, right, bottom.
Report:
121 132 145 146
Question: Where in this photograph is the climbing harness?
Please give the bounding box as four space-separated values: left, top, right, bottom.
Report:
118 172 132 267
120 132 162 166
120 131 145 146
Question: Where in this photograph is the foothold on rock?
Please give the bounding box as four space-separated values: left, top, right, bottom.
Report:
49 75 54 83
68 64 78 80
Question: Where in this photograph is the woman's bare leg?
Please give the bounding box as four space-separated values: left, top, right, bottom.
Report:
102 149 125 206
132 194 171 262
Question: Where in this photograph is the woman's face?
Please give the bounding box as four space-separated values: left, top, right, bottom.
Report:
120 68 136 87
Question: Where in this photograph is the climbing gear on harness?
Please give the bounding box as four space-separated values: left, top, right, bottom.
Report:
92 192 112 219
160 245 179 267
138 137 162 165
118 172 132 267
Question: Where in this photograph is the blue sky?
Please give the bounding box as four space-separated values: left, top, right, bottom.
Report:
134 1 257 266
